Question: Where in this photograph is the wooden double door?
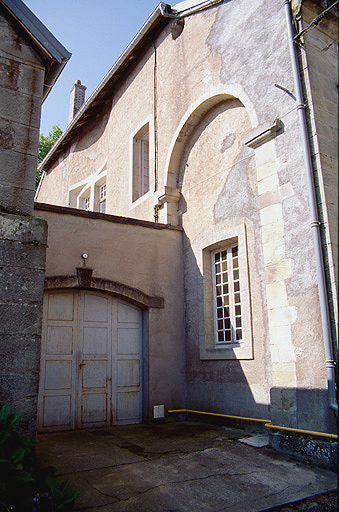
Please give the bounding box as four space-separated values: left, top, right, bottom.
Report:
38 290 142 431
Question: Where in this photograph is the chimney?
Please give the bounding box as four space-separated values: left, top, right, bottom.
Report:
68 79 86 123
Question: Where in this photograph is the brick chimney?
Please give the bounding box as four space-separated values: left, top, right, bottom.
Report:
68 79 86 123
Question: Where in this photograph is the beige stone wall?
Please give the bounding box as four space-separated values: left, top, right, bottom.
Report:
0 10 45 215
36 0 337 432
301 2 338 340
33 205 186 414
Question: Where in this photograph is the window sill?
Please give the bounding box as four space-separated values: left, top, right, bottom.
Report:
129 189 153 210
200 344 253 360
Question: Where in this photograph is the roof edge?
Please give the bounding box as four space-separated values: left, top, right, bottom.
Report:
34 201 182 231
38 2 171 170
1 0 71 101
1 0 71 63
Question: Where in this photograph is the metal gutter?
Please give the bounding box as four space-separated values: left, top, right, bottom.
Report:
0 0 71 100
38 2 171 171
172 0 225 17
284 0 337 414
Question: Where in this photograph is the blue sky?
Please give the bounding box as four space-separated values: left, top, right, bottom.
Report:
24 1 164 135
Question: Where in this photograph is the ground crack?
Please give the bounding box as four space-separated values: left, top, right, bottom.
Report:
89 468 272 504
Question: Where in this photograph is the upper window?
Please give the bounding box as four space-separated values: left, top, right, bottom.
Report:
132 124 149 202
213 245 242 344
83 195 90 211
98 183 106 213
69 163 107 213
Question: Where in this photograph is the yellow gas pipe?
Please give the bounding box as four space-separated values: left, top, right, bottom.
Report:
167 409 338 440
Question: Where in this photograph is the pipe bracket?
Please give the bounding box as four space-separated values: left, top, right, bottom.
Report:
310 220 321 228
325 359 336 368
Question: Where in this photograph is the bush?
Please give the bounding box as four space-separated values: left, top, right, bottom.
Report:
0 404 80 512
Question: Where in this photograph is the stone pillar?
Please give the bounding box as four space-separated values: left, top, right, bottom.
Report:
0 214 47 435
254 140 298 428
0 9 47 435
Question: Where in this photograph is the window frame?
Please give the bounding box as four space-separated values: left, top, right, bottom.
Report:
69 161 107 213
129 117 154 209
212 243 242 346
83 195 90 211
98 183 106 213
132 124 149 203
201 224 253 360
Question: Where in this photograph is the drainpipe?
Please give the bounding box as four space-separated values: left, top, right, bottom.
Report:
284 0 337 414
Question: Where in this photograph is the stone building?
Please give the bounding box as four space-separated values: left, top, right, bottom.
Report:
5 0 339 466
0 0 70 433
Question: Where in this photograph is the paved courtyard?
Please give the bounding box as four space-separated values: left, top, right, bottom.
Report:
37 422 337 512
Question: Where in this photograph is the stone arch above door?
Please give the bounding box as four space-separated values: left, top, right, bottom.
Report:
165 87 257 190
44 268 164 309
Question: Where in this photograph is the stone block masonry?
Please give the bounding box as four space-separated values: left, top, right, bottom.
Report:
0 9 45 216
0 212 47 435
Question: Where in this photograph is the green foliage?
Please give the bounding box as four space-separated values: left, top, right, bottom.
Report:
0 404 80 512
36 126 63 189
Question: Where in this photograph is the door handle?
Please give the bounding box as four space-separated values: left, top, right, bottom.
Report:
79 362 86 368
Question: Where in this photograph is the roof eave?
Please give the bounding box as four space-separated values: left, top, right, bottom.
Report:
1 0 71 101
39 2 172 171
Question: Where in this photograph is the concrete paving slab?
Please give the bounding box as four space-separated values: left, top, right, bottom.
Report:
37 429 146 474
36 422 337 512
239 434 270 448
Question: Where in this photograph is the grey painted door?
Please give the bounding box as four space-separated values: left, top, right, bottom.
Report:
38 290 142 431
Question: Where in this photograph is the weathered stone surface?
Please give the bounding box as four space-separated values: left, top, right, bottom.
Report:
0 334 41 370
265 260 294 283
0 266 45 301
0 373 39 400
0 149 38 190
0 212 47 243
271 429 337 472
0 183 35 215
0 86 41 128
0 372 40 435
0 302 43 335
0 12 44 68
0 239 46 268
0 116 39 156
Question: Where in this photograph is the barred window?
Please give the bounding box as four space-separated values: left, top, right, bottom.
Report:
99 183 106 213
213 244 242 344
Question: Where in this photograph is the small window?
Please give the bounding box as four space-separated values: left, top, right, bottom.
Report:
201 225 253 360
99 183 106 213
133 124 149 202
213 244 242 344
70 165 107 213
83 196 90 210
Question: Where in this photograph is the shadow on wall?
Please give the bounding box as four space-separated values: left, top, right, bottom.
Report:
181 235 337 436
182 232 270 421
270 387 337 434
